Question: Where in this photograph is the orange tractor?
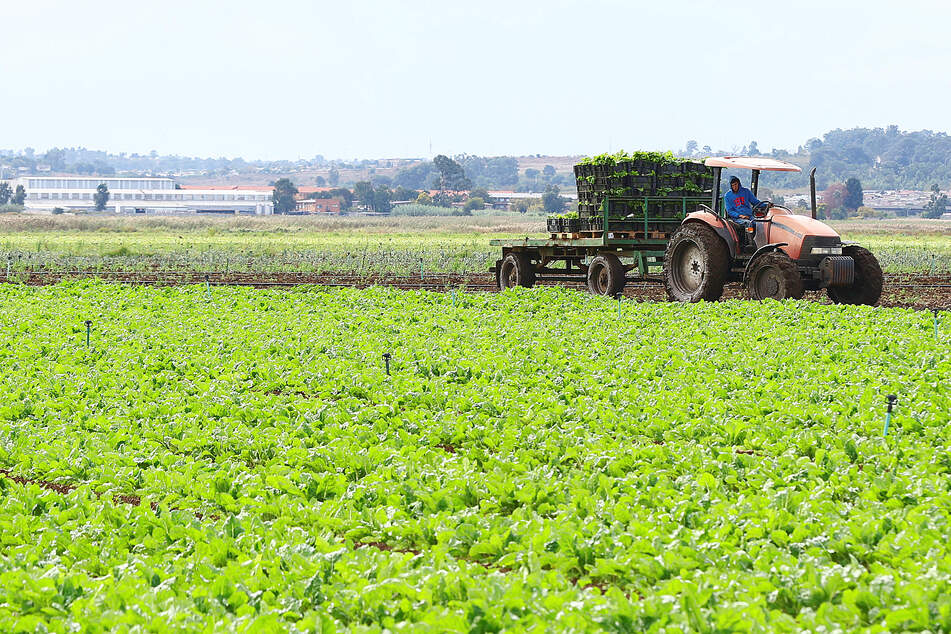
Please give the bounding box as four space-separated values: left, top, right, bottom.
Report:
664 157 882 304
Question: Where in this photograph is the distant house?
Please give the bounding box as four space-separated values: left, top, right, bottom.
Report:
296 198 341 214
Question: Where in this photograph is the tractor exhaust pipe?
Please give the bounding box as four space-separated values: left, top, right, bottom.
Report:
809 167 817 219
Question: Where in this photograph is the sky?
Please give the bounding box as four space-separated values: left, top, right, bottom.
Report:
2 0 949 161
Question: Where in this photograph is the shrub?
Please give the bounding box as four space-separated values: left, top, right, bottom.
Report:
463 197 485 213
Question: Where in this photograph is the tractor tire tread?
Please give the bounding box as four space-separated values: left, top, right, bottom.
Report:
663 223 729 302
747 251 804 300
827 246 882 305
587 253 626 296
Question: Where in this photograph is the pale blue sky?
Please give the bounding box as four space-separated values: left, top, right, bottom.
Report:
2 0 948 160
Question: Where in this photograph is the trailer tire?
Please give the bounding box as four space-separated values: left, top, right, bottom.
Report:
826 246 882 306
663 223 729 302
747 251 804 300
498 252 535 289
587 254 626 296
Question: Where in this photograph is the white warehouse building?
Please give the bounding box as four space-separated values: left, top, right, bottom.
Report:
15 176 274 215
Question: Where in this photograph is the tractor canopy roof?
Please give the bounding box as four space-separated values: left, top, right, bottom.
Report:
704 156 802 172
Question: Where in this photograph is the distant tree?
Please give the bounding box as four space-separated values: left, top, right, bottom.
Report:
821 183 847 217
431 191 457 207
10 185 26 206
843 177 863 210
321 187 353 211
94 183 110 211
511 199 530 213
685 140 698 156
373 185 392 213
315 175 326 187
432 155 471 191
542 184 565 214
392 186 419 202
327 167 339 187
43 148 66 171
393 162 435 189
0 182 10 205
456 155 518 188
52 207 65 215
416 191 433 205
701 145 712 155
923 184 948 218
463 197 485 213
272 178 298 214
542 165 556 181
524 168 540 191
469 186 490 202
353 181 374 209
748 141 760 155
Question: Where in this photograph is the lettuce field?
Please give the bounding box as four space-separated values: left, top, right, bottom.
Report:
1 282 950 632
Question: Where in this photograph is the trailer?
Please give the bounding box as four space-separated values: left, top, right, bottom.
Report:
490 195 709 296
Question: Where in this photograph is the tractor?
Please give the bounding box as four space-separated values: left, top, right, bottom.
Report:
663 157 883 304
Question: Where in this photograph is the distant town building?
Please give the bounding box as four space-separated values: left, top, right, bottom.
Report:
295 198 341 214
15 177 274 214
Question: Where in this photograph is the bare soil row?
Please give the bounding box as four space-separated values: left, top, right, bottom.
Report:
6 270 951 309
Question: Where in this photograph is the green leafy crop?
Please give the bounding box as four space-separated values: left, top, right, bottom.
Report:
0 282 948 631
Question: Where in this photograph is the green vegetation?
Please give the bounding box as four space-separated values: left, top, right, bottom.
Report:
578 150 679 166
0 215 948 275
722 127 951 190
0 283 948 630
93 183 110 212
272 179 299 215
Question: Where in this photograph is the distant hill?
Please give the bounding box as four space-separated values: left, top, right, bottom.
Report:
3 126 949 192
708 126 951 191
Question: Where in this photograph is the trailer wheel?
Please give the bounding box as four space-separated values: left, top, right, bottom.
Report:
587 254 626 296
498 252 535 289
663 223 728 302
747 251 804 300
827 246 883 306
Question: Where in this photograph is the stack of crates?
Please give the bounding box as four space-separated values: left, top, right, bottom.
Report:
573 158 715 234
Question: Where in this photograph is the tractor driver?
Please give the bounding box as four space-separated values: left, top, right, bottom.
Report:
724 176 770 231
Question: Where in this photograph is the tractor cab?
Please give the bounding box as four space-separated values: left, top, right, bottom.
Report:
703 156 810 256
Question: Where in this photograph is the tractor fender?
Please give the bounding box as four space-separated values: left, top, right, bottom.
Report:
743 243 789 284
683 213 737 259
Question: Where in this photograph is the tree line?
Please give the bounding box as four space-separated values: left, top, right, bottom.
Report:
685 126 951 191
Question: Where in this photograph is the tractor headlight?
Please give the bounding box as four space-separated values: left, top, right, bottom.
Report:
811 246 843 255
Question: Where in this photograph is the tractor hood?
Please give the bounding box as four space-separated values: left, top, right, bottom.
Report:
768 211 840 260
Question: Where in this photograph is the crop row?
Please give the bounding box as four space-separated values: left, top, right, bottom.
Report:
0 283 948 631
1 241 950 277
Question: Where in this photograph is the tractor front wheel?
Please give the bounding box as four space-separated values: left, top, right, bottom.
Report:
826 246 883 305
663 223 729 302
747 251 804 300
586 253 626 296
498 252 535 290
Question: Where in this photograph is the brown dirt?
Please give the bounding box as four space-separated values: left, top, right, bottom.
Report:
8 270 951 309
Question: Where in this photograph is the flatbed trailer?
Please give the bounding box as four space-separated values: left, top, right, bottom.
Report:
490 195 711 294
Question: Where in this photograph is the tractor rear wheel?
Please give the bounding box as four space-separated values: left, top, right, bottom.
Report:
663 223 729 302
586 254 626 296
827 246 883 305
498 252 535 289
747 251 804 300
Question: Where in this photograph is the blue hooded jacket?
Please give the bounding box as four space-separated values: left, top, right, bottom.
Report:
723 181 761 220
